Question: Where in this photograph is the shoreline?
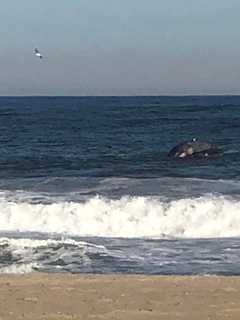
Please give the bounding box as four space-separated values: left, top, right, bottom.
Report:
1 273 240 319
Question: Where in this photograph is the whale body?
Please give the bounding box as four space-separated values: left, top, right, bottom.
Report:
168 139 223 158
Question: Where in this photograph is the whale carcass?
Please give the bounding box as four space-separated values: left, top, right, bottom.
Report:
168 139 223 158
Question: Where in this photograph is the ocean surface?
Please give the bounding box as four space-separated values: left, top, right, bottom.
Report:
0 95 240 274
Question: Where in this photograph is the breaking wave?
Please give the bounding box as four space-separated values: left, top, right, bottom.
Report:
0 193 240 238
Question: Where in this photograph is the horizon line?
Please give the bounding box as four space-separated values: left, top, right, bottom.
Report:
0 94 240 98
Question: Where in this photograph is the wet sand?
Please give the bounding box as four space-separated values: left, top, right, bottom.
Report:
0 273 240 319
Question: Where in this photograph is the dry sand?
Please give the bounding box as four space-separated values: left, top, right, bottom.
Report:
0 273 240 319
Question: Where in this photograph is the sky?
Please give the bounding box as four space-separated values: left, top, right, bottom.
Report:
1 0 240 96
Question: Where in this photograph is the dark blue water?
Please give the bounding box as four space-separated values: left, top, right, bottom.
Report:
0 95 239 180
0 95 240 275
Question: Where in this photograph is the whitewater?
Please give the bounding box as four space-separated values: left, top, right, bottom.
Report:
1 192 240 239
1 177 240 275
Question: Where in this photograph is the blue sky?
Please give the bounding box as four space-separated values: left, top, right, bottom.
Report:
1 0 240 95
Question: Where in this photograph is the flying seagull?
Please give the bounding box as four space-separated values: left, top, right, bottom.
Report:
34 48 43 59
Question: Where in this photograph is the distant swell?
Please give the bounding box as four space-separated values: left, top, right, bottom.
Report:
0 194 240 238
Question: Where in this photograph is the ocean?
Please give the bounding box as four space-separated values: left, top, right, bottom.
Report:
0 95 240 275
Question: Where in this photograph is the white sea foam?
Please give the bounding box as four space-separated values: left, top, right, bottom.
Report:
0 193 240 238
0 237 97 249
0 237 105 273
0 263 38 274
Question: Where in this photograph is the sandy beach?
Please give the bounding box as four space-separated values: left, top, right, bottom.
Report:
0 274 240 319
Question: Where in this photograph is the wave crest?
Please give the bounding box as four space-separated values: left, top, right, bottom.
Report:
0 194 240 238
